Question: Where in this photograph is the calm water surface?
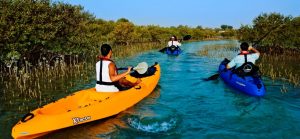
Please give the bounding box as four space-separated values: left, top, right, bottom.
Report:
1 40 300 139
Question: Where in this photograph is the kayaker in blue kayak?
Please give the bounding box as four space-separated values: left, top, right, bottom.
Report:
167 35 181 47
96 44 141 92
159 35 182 54
217 42 265 96
226 42 260 76
165 35 182 54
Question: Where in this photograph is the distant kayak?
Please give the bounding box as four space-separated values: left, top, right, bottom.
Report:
166 47 182 55
159 47 182 55
12 63 161 139
165 46 182 55
218 59 265 96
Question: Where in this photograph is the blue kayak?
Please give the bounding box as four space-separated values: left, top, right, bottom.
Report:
165 47 182 55
218 59 265 96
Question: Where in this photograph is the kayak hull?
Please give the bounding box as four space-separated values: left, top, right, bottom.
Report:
166 47 182 55
218 59 265 96
12 64 160 139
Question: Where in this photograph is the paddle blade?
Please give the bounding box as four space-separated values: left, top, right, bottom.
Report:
203 73 220 81
183 35 191 40
133 62 148 74
159 47 167 53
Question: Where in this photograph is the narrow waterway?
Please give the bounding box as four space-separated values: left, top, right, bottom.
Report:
1 40 300 139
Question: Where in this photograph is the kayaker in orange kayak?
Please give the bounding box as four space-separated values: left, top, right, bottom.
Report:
96 44 141 92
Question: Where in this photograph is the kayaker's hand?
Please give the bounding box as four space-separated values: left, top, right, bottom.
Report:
135 78 142 85
248 46 253 51
127 66 132 74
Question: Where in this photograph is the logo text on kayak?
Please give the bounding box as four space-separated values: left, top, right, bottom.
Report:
72 116 91 125
235 81 246 87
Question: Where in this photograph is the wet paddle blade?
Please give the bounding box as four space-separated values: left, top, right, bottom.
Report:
183 35 191 40
159 47 167 53
133 62 148 74
204 73 220 81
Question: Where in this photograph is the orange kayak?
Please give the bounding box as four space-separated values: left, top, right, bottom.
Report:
12 64 160 139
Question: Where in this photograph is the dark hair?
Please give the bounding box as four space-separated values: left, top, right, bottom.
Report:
101 44 112 56
240 42 249 51
170 35 177 41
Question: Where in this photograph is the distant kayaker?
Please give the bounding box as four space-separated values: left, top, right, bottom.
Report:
96 44 141 92
226 42 260 69
167 35 181 47
159 35 182 53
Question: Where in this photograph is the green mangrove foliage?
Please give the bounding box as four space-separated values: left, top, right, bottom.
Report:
238 13 300 49
0 0 95 67
0 0 236 73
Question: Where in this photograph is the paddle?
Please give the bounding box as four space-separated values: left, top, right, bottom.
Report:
202 73 220 81
183 35 192 41
159 47 167 53
204 58 231 81
159 35 192 53
252 23 286 48
117 62 148 74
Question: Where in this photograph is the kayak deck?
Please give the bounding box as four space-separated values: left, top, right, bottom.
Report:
218 59 265 96
12 64 160 139
37 89 115 115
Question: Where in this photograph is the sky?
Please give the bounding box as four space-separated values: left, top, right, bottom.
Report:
58 0 300 28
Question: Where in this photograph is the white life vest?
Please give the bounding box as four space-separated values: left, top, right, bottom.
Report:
95 60 119 92
167 41 181 47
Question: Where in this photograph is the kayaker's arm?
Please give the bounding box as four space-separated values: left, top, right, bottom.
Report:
226 59 236 69
119 78 142 86
109 63 131 82
249 46 260 56
177 41 182 46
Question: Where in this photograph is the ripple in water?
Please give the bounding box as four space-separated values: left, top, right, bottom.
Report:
127 115 178 133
